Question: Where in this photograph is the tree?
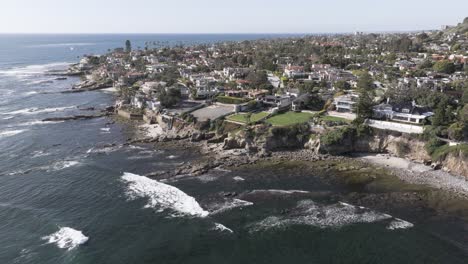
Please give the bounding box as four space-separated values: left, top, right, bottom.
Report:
159 88 181 108
433 60 456 74
125 40 132 53
246 70 268 87
354 72 375 122
334 80 350 90
432 98 452 126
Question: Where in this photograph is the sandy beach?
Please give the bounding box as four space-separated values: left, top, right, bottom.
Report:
358 153 468 198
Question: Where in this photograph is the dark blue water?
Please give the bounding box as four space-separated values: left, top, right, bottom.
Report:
0 35 468 264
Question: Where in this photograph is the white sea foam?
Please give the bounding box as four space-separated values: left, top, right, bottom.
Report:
46 160 81 171
86 145 122 154
32 150 50 158
42 227 88 251
213 223 234 233
0 129 26 138
23 91 39 96
195 174 219 183
249 200 412 232
0 62 71 77
27 43 95 48
121 172 209 217
208 198 254 215
249 189 311 195
1 106 75 116
14 120 64 127
387 218 414 230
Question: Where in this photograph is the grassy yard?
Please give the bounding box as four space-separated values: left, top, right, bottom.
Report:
266 111 315 126
227 112 269 124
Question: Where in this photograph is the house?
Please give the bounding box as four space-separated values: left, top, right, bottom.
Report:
373 101 433 124
286 88 300 97
126 72 146 85
173 84 190 99
141 81 166 95
292 94 312 112
261 95 294 109
146 64 167 73
225 90 248 98
394 60 416 70
223 67 250 81
284 65 306 78
131 93 146 109
195 86 218 99
333 94 358 113
248 89 269 99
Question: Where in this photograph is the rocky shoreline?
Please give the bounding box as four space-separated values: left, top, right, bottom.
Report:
125 122 468 200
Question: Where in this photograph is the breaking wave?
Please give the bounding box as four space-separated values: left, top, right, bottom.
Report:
249 200 413 232
0 62 71 77
1 106 75 116
208 198 254 215
27 43 95 48
42 227 88 251
0 129 27 138
121 172 209 217
387 218 414 230
213 223 234 233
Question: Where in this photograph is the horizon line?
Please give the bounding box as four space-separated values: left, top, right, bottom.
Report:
0 29 438 35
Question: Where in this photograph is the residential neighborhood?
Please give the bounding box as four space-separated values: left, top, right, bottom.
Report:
74 17 468 146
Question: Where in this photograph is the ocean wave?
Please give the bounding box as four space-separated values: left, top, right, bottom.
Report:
1 106 75 115
26 43 95 48
23 91 39 96
248 200 413 232
42 227 88 251
121 172 209 217
208 198 254 215
41 160 81 172
0 62 71 78
86 145 122 155
213 223 234 233
13 120 64 127
387 218 414 230
0 129 27 138
32 150 51 158
249 189 311 195
6 160 80 176
233 176 245 181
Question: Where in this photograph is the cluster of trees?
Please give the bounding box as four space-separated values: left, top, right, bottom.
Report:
354 72 375 122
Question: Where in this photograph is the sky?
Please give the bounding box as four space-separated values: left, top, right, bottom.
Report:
0 0 467 34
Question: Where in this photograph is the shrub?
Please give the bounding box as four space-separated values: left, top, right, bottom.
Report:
216 96 248 104
425 137 446 155
320 126 354 146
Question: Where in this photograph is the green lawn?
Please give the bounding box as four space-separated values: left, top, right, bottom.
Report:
266 111 315 126
227 112 269 124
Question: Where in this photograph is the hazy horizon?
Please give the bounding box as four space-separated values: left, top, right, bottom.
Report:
1 0 467 34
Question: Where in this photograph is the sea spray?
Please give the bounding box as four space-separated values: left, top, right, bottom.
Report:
249 200 414 232
42 227 88 250
121 172 209 217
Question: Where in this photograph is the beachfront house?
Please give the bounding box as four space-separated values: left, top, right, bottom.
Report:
372 101 433 124
333 94 358 113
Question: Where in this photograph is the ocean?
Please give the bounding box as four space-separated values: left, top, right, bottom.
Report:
0 34 467 264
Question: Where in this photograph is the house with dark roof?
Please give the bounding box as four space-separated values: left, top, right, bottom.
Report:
373 101 433 124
